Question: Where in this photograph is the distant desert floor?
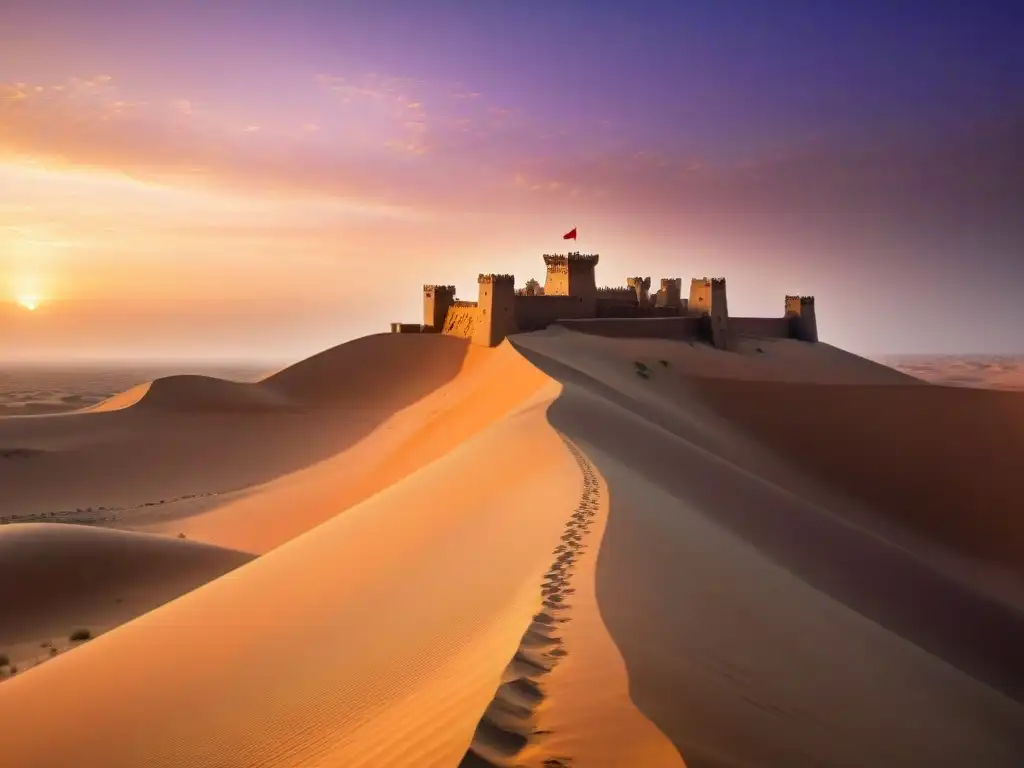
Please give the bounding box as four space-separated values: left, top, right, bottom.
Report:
2 331 1023 767
880 353 1024 391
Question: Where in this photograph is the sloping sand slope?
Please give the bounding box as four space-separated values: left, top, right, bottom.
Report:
0 334 476 530
513 328 1024 765
0 523 252 671
3 328 1023 767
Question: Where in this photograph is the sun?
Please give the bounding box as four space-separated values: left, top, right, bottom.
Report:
16 295 39 311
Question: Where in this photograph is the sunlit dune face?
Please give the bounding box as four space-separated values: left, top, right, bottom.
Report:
16 295 40 311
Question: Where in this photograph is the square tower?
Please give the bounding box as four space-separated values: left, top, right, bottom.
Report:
655 278 683 310
688 278 712 315
543 252 599 314
785 295 818 342
423 284 456 331
473 274 517 347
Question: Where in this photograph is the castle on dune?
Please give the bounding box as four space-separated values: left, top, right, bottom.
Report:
391 252 818 349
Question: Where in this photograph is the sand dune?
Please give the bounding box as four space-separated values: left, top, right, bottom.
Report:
0 334 476 531
0 523 252 674
3 327 1023 766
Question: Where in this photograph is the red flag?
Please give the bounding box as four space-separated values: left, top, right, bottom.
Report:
563 227 577 240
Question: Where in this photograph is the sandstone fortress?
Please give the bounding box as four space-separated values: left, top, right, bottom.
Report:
391 252 818 348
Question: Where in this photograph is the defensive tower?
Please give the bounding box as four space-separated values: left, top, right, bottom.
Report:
709 277 732 350
688 278 712 315
473 273 517 347
785 295 818 342
423 284 456 331
543 252 599 312
655 278 683 310
627 276 652 307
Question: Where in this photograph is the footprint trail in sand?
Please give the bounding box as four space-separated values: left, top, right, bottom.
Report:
461 435 599 768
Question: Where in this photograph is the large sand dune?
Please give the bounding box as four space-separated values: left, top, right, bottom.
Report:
3 328 1023 766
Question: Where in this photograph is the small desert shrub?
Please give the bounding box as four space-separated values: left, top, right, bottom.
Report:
49 647 58 657
659 359 669 367
0 652 8 667
177 532 186 539
636 368 650 379
69 628 91 642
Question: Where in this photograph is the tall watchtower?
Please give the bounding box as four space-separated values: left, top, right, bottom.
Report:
785 295 818 342
473 273 517 347
543 252 599 314
423 284 456 331
709 278 732 350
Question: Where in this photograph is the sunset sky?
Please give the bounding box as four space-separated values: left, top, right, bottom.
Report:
2 0 1022 361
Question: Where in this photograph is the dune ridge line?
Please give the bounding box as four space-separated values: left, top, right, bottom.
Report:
460 435 600 768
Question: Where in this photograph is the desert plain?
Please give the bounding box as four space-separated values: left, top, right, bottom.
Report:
1 330 1023 767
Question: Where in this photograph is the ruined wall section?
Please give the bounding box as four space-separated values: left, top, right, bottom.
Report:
473 273 517 347
442 306 479 339
627 276 652 307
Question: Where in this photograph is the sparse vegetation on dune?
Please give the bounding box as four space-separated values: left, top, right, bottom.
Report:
69 628 91 642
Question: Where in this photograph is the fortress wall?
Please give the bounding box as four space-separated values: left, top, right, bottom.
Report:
442 305 479 339
729 317 792 339
514 295 588 331
556 316 705 340
390 323 428 334
595 299 647 318
596 287 638 302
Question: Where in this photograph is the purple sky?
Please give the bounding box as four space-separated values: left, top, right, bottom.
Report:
1 0 1022 360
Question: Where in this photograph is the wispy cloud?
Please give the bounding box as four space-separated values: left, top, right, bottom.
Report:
0 73 546 209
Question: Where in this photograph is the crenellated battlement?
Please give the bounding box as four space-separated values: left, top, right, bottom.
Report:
597 286 638 302
710 277 726 286
478 273 515 285
543 252 600 267
423 284 456 295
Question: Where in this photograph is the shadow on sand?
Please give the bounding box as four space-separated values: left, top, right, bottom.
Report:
513 339 1024 764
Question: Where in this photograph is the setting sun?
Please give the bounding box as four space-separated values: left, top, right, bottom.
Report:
16 295 40 311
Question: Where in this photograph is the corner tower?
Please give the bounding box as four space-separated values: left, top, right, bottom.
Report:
473 273 517 347
423 284 456 331
785 295 818 342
